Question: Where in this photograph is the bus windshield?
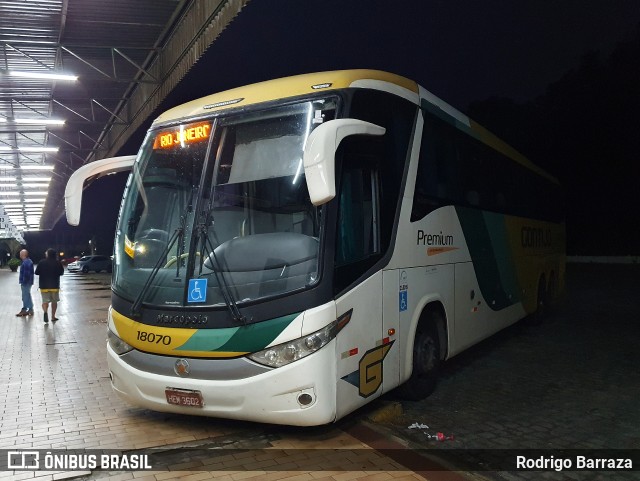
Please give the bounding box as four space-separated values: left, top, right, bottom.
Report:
113 98 337 309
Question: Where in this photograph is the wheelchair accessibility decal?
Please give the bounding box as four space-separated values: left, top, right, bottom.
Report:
188 278 208 303
399 270 408 312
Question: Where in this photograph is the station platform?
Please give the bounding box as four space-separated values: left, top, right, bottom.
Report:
0 267 442 481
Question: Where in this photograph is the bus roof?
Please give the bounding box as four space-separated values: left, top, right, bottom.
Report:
152 69 419 124
152 69 558 184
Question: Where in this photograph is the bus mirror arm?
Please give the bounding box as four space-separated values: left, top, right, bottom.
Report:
64 155 136 226
303 119 385 206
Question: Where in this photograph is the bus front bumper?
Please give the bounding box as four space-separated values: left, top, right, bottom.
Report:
107 342 337 426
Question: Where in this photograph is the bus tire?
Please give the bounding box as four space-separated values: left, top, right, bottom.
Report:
397 311 441 401
532 276 547 324
547 272 557 311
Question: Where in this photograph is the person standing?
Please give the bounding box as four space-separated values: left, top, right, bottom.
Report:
15 249 35 317
35 248 64 323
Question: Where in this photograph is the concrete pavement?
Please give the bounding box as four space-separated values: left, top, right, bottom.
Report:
0 267 434 481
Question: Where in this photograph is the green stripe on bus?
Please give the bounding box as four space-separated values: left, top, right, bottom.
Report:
176 312 300 353
456 207 520 310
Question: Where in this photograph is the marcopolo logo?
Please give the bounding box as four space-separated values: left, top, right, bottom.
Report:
156 313 208 325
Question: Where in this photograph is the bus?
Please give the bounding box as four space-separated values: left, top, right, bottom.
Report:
65 70 565 426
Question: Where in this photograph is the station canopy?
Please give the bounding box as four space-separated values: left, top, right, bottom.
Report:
0 0 249 233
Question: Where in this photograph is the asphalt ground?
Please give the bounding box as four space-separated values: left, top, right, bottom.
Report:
374 263 640 480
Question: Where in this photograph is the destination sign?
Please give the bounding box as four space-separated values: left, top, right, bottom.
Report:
153 121 211 149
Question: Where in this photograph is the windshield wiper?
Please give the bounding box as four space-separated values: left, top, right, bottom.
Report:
173 186 197 278
130 224 183 317
195 203 250 325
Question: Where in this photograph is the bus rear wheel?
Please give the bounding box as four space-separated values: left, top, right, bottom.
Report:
532 277 547 324
397 312 441 401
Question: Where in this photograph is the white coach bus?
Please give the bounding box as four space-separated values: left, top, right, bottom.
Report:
65 70 565 426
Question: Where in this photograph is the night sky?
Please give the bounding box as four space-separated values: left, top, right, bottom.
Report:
24 0 640 259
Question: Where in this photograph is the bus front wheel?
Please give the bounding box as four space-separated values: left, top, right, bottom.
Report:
398 312 442 401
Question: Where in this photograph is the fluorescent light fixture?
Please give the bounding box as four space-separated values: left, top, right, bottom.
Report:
19 147 58 152
0 147 58 153
14 165 55 170
8 70 78 81
9 118 65 126
0 176 52 181
0 183 50 188
21 183 51 188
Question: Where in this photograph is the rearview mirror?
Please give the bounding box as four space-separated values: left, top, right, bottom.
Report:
65 155 136 226
303 119 385 205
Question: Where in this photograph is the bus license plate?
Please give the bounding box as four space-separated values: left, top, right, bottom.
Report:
165 388 204 408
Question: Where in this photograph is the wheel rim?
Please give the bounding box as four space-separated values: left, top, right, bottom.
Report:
416 332 437 376
538 284 546 315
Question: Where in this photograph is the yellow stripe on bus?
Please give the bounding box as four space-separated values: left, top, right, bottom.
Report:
154 70 418 124
111 309 248 358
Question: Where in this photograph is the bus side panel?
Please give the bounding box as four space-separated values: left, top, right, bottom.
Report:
452 261 526 355
451 209 562 355
334 272 385 421
504 216 566 313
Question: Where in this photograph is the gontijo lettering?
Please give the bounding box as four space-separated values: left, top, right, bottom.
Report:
153 121 211 149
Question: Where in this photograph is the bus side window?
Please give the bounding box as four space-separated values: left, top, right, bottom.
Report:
336 161 380 266
334 88 415 294
411 114 459 221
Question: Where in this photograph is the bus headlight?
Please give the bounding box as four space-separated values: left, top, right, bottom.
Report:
108 329 134 355
248 310 352 368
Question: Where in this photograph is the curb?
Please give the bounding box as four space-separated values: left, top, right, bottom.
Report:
366 400 404 423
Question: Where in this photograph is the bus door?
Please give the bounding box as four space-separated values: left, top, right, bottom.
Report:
334 157 387 418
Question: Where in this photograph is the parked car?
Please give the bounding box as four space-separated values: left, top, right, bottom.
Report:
61 256 80 266
67 255 112 273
